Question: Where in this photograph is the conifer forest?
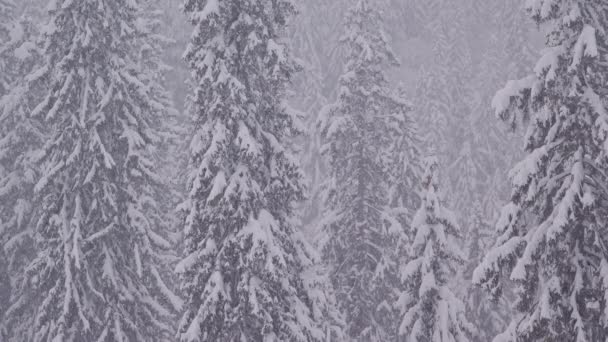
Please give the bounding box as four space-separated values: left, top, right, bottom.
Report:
2 0 608 341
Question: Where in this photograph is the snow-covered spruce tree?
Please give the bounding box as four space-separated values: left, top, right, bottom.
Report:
176 0 325 341
318 0 416 340
388 83 422 286
3 0 178 341
473 1 608 341
398 156 473 342
463 200 510 342
0 47 43 317
298 232 346 342
288 0 349 237
413 50 450 155
0 0 44 333
413 0 475 161
388 83 422 223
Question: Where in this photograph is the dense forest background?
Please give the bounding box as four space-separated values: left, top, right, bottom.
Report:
8 0 601 341
159 0 541 223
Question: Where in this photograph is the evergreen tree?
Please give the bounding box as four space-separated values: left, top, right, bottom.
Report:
446 4 532 337
176 0 325 341
299 233 346 342
388 83 422 219
412 0 475 161
413 44 450 155
412 0 526 212
463 200 509 342
288 0 348 234
398 156 473 342
0 0 44 334
388 84 422 286
318 0 417 339
474 1 608 341
3 0 178 340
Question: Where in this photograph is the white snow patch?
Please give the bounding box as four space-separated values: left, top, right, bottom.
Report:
492 75 535 117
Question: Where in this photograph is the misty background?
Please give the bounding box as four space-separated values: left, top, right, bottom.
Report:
162 1 543 340
0 0 553 341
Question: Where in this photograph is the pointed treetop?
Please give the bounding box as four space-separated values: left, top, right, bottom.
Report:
342 0 398 68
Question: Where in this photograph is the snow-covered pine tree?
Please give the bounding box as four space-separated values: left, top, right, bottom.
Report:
473 1 608 341
176 0 325 341
0 0 44 334
0 63 43 332
318 0 416 339
413 45 450 155
299 232 346 342
398 156 473 342
3 0 178 341
388 83 422 288
388 83 422 223
412 0 474 161
463 200 509 342
448 52 515 229
288 0 350 237
447 7 528 338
